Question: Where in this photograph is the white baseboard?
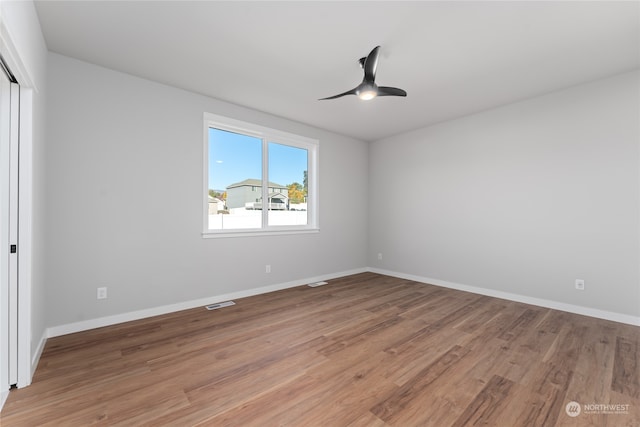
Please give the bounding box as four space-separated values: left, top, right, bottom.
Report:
46 268 368 338
42 265 640 341
31 330 47 380
368 267 640 327
0 389 8 413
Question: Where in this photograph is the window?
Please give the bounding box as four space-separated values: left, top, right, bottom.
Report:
203 113 318 237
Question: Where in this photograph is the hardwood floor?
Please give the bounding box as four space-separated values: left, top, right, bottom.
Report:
1 272 639 426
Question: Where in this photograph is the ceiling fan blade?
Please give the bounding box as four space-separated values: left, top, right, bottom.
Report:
318 87 358 100
363 46 381 83
377 86 407 97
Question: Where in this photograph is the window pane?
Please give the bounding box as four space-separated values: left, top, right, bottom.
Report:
204 112 318 236
267 142 308 226
208 128 262 230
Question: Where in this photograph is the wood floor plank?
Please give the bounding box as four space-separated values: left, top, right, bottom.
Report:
383 295 486 355
370 345 470 423
458 304 523 352
195 372 325 426
606 391 640 427
612 336 640 399
1 273 638 426
210 351 395 427
318 315 405 356
344 412 388 427
272 370 396 427
562 323 616 406
451 374 514 426
453 297 508 333
513 315 559 355
498 307 545 342
382 324 470 386
502 387 566 427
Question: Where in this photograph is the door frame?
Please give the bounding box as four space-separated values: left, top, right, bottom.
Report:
7 76 19 388
0 17 35 391
0 53 14 399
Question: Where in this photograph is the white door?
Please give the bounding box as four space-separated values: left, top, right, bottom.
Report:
0 61 19 391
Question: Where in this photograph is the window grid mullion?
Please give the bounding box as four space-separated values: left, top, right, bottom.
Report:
262 137 269 229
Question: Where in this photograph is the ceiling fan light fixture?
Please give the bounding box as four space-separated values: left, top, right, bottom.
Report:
357 89 377 101
356 81 378 100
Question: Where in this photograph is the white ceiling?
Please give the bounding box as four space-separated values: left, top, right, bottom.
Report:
34 1 640 142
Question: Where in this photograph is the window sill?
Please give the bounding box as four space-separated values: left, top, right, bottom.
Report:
202 228 319 239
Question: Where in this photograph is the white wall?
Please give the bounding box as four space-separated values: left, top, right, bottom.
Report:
45 53 368 329
0 0 48 383
369 71 640 318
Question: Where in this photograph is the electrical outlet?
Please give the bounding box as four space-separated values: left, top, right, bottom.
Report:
265 264 271 273
575 279 585 291
378 253 382 260
97 287 108 299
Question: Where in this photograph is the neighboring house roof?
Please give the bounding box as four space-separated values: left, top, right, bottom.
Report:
227 179 287 190
269 192 288 200
208 196 223 203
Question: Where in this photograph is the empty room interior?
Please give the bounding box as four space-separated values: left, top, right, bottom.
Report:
1 1 639 426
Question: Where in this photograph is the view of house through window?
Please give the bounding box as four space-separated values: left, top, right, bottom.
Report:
268 142 308 226
204 113 318 234
208 128 262 230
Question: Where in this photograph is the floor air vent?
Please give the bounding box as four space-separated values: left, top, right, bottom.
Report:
307 281 328 288
206 301 236 310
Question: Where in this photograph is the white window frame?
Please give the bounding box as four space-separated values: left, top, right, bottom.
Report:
203 112 319 238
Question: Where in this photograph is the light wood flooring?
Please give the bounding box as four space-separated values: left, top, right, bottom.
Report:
2 272 639 426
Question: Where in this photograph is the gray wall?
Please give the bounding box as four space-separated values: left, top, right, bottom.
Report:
45 53 369 327
42 54 640 329
369 70 640 317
